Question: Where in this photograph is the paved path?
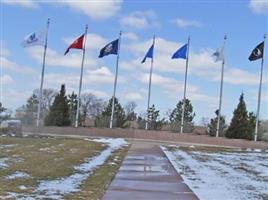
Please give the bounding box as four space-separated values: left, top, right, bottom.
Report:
101 141 199 200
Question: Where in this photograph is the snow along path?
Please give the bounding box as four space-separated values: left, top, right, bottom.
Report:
4 138 128 200
161 146 268 200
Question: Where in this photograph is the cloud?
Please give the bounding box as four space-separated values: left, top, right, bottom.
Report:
122 37 265 86
249 0 268 14
122 32 139 41
62 33 107 50
123 92 144 101
2 0 122 20
120 10 160 29
0 44 10 57
0 56 35 74
137 72 217 104
172 18 202 28
1 74 14 85
2 0 38 8
26 46 97 69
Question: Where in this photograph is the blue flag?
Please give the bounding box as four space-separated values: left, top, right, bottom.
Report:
99 39 119 58
172 44 188 59
141 44 154 63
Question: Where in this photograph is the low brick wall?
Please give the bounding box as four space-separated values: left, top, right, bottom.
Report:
22 126 268 150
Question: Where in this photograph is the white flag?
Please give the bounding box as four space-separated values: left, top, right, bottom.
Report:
21 30 46 47
213 47 224 62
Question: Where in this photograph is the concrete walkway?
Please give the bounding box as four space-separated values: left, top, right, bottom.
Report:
101 141 199 200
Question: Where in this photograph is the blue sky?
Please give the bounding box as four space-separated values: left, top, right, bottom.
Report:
0 0 267 124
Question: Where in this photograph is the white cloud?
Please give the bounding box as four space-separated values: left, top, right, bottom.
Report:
172 18 202 28
0 44 10 57
120 10 160 29
137 72 217 104
122 32 139 41
2 0 38 8
123 37 265 86
62 33 107 50
249 0 268 14
2 0 122 20
0 56 35 74
1 74 14 84
26 46 97 69
123 92 144 101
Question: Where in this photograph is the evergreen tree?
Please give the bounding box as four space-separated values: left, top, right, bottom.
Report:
147 104 165 130
68 92 78 126
169 98 195 123
24 94 39 125
208 110 227 137
226 93 253 140
95 97 126 128
45 84 70 126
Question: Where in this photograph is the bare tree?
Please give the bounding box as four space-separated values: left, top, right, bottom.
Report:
124 101 137 121
80 93 106 122
33 88 57 116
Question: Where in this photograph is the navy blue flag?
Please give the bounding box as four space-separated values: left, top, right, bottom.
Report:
99 39 119 58
172 44 188 59
141 44 154 63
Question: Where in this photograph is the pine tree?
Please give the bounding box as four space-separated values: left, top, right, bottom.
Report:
226 93 253 140
95 97 126 128
208 110 227 137
45 84 70 126
169 98 195 123
147 104 165 130
68 92 78 126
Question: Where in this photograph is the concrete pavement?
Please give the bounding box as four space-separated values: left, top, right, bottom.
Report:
101 141 199 200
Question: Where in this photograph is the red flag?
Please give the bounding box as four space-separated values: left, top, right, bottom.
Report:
64 34 84 55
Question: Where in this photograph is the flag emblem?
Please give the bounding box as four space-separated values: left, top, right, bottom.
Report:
249 41 264 61
212 47 224 62
21 30 46 47
99 39 119 58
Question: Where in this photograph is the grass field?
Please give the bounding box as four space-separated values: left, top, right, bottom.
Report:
162 145 268 200
0 135 129 199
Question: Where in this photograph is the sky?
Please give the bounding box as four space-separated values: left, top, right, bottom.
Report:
0 0 267 124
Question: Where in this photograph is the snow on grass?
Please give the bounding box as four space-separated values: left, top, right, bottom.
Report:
35 138 128 199
162 146 268 200
0 158 9 169
6 171 31 180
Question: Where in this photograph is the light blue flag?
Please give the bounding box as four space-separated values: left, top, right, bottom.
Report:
172 44 188 59
21 30 46 47
141 44 154 63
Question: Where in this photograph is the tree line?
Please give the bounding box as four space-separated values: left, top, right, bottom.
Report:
12 84 267 140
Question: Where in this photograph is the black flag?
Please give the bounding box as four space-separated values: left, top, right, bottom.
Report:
99 39 119 58
249 41 264 61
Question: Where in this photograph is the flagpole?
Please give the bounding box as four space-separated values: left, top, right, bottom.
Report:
254 34 266 141
36 18 50 127
75 25 88 128
110 31 122 129
216 34 227 137
145 35 155 130
180 36 190 133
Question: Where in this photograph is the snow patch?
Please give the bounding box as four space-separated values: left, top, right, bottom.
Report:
0 158 9 169
36 138 128 199
6 171 31 180
162 146 268 200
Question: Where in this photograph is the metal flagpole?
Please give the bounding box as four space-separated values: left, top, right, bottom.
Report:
216 34 227 137
254 34 266 141
75 25 88 128
36 18 50 127
180 36 190 133
145 35 155 130
110 31 122 129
